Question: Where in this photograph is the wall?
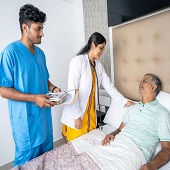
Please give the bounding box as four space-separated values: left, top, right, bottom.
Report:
0 0 85 166
82 0 111 78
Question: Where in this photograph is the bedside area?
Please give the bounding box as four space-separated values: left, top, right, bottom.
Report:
97 89 111 127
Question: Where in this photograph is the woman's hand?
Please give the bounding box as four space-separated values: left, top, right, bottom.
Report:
125 100 135 107
75 117 82 129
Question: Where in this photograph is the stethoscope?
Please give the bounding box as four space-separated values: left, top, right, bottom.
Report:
89 60 103 128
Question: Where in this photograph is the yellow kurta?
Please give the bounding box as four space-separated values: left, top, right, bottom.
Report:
62 67 97 141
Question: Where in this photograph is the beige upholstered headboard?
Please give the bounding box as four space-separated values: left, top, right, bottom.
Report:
111 8 170 101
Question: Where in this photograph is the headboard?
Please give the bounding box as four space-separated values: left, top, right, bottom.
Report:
110 8 170 101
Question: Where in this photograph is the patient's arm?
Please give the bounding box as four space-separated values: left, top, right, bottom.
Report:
102 122 125 146
140 141 170 170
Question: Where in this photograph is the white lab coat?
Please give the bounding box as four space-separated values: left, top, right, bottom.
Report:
61 54 128 128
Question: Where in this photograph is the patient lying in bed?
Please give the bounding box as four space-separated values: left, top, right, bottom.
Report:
11 73 170 170
102 73 170 170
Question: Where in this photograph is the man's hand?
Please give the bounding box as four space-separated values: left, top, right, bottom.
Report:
140 163 157 170
140 142 170 170
34 94 56 107
75 117 82 129
102 124 124 146
102 134 115 146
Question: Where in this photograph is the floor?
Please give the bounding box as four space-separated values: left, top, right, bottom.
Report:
0 138 66 170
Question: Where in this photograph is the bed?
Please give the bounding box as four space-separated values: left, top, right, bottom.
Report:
11 7 170 170
11 91 170 170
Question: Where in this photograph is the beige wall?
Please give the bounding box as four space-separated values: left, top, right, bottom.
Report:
82 0 111 78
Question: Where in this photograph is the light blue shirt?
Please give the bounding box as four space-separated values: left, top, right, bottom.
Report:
120 100 170 162
0 41 52 151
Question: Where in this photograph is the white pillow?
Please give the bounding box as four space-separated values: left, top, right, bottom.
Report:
154 91 170 163
103 99 128 128
156 91 170 112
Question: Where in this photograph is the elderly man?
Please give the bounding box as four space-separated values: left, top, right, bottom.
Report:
102 73 170 170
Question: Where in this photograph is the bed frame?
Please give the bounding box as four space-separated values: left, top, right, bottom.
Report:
109 7 170 101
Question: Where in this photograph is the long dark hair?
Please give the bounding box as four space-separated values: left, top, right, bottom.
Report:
77 32 106 55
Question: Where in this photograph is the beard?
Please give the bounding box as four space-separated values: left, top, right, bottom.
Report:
35 37 42 44
28 33 42 45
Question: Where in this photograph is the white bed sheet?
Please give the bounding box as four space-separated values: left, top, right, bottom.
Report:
101 124 170 170
71 128 146 170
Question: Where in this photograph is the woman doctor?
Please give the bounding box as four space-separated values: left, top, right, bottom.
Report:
61 32 133 141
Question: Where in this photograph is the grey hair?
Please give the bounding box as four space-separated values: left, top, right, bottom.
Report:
145 73 161 96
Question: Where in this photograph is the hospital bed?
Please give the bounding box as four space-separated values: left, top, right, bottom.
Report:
11 91 170 170
11 7 170 170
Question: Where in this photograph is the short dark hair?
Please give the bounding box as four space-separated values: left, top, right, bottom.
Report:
19 4 46 33
145 73 162 96
77 32 106 55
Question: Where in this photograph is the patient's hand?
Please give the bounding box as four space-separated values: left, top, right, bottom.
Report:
75 117 82 129
140 163 157 170
125 100 135 107
102 134 115 146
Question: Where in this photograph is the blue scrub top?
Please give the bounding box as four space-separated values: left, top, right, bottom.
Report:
0 41 52 151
